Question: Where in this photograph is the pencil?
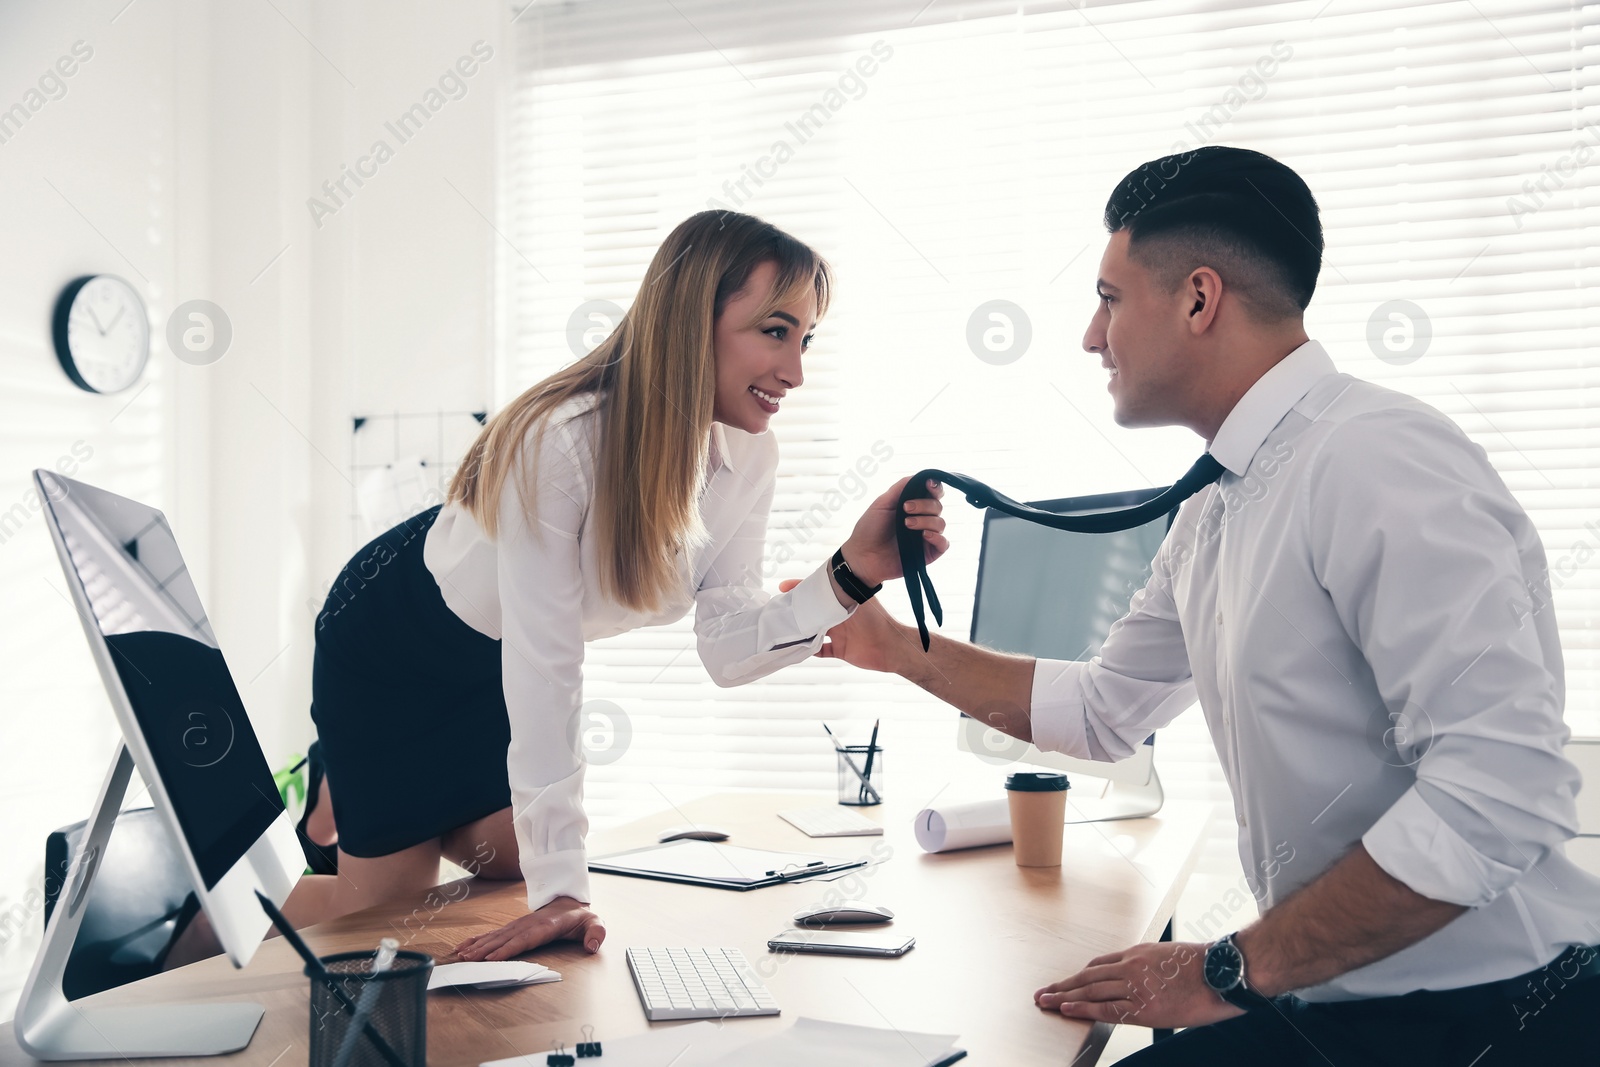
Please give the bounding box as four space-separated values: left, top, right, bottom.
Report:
860 719 881 804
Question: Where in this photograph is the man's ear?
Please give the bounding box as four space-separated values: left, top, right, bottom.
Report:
1185 267 1224 333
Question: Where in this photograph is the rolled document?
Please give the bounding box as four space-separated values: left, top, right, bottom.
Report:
913 798 1013 853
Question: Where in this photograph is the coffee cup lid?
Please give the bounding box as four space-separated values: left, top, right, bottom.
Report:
1005 770 1069 792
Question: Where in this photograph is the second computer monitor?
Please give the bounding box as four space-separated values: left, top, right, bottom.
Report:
970 487 1173 662
964 487 1178 797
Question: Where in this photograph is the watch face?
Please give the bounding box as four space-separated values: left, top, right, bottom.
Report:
57 275 150 394
1204 940 1244 992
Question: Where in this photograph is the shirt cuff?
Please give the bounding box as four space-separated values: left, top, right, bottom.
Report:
1361 786 1521 908
520 846 592 912
1028 658 1084 756
784 559 856 645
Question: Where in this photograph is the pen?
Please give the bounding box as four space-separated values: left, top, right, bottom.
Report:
766 860 827 877
255 890 408 1067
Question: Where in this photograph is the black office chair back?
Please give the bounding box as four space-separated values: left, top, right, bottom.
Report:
42 807 198 1001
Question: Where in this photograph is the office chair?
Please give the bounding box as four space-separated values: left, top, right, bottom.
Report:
41 807 199 1000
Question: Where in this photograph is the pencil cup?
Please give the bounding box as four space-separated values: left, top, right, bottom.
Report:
837 744 884 806
307 950 432 1067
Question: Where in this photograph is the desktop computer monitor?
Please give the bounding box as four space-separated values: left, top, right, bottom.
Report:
16 471 303 1059
958 486 1184 822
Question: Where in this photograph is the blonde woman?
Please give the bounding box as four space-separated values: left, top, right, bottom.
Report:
246 211 947 965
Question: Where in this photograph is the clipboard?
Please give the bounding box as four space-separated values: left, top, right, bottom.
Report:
588 840 868 890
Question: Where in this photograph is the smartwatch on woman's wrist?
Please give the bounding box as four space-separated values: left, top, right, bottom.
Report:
830 547 883 605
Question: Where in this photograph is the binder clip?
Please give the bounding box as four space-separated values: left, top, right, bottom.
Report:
577 1025 602 1057
546 1043 574 1067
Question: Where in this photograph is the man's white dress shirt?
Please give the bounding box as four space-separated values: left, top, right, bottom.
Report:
423 395 855 911
1030 340 1600 1000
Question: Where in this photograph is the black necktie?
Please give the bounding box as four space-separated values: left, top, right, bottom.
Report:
895 454 1227 651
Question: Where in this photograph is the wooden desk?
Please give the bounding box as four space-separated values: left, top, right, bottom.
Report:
2 793 1208 1066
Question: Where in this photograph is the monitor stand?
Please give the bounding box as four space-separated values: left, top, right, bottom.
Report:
1061 768 1165 824
956 720 1166 824
14 744 264 1060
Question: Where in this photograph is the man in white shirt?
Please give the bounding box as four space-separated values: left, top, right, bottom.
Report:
815 147 1600 1063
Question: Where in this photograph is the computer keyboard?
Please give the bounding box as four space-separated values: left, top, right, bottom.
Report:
778 805 885 837
625 947 781 1021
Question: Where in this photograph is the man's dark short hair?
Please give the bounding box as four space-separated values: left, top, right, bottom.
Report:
1104 146 1322 321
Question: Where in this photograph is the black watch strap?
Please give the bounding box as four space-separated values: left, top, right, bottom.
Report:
830 547 883 605
1219 979 1275 1013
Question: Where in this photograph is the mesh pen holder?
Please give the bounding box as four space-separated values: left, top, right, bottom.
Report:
307 950 432 1067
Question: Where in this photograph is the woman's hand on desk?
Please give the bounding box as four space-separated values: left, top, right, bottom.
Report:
838 476 948 586
1034 941 1245 1030
452 896 606 961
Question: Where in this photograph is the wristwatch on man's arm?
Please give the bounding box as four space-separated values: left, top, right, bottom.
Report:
1203 931 1276 1012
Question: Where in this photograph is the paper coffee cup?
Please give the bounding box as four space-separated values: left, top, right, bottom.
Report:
1005 771 1069 867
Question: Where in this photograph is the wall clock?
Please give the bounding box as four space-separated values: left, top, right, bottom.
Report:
52 274 150 394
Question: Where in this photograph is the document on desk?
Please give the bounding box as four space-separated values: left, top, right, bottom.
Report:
480 1018 965 1067
479 1021 749 1067
699 1018 965 1067
428 961 562 991
914 798 1012 853
589 840 866 889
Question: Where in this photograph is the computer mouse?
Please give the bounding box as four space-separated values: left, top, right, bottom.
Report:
656 824 731 843
793 902 895 926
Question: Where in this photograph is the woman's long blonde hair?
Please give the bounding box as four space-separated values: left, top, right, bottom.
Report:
447 211 832 613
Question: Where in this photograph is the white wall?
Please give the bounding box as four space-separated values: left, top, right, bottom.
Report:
0 0 201 1015
0 0 504 1019
200 0 502 772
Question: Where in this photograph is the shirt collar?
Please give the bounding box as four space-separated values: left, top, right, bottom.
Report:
708 421 737 475
1208 339 1337 476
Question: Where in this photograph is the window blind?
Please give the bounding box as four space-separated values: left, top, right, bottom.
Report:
505 0 1599 864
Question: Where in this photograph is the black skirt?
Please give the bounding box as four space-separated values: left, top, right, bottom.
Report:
309 505 513 858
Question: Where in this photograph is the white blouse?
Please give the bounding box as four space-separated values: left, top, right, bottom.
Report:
423 394 855 910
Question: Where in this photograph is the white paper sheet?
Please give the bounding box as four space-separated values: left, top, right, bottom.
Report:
700 1018 963 1067
480 1021 752 1067
481 1018 963 1067
428 960 561 991
913 798 1012 853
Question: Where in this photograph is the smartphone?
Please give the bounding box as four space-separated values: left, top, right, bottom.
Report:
767 930 916 957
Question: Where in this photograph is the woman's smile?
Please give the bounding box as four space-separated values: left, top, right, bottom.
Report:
749 384 783 413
